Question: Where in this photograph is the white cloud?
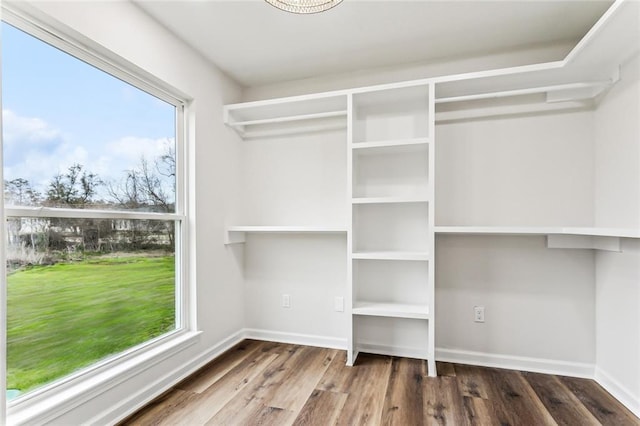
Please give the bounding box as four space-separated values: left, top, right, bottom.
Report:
3 110 175 200
104 136 173 168
2 109 62 147
2 109 70 189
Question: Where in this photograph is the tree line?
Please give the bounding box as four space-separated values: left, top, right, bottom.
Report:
4 147 176 264
5 145 175 211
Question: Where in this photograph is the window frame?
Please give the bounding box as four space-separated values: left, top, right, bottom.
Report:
1 3 197 423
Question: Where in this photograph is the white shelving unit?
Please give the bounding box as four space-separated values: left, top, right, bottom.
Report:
347 83 436 375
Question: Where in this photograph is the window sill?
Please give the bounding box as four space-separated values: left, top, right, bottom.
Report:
7 330 202 425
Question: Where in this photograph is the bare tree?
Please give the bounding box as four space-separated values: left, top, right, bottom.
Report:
4 178 41 206
45 164 104 251
107 146 176 249
157 143 175 179
45 164 102 208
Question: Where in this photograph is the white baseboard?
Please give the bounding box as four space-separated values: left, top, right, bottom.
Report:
91 330 246 425
435 348 595 378
242 328 347 350
594 367 640 419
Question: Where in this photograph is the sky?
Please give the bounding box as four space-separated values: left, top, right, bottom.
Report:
1 21 176 202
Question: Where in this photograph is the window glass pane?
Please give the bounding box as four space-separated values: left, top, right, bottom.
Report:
2 19 182 401
2 22 176 212
6 218 177 398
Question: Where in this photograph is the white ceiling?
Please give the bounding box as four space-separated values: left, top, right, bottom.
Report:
134 0 613 88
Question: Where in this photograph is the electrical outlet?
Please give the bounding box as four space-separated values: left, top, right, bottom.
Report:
474 306 485 323
282 294 291 308
334 296 344 312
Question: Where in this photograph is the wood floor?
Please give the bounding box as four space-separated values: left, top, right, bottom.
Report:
122 340 639 426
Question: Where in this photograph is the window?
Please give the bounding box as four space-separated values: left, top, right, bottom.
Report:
1 17 187 404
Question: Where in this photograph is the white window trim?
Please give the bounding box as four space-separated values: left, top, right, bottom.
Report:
6 206 186 221
8 331 202 425
1 2 197 424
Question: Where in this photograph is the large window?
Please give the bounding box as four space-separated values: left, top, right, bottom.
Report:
2 18 186 402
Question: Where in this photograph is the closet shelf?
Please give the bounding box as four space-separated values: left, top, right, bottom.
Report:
352 302 430 320
228 110 347 128
223 92 349 139
434 226 640 238
352 137 430 151
435 80 612 104
352 251 429 261
226 226 347 244
352 196 429 204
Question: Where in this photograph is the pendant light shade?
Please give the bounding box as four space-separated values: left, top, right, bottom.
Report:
265 0 343 14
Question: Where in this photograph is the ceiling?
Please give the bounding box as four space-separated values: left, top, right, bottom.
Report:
134 0 613 88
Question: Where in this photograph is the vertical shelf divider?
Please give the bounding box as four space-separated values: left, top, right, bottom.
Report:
346 93 356 366
427 82 437 377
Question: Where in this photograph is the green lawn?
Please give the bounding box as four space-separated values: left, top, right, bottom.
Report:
7 255 175 393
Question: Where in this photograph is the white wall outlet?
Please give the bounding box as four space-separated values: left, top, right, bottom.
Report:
474 306 485 323
282 294 291 308
334 296 344 312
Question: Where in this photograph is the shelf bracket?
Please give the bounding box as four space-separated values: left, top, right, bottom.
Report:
546 78 615 103
224 230 246 245
546 234 621 252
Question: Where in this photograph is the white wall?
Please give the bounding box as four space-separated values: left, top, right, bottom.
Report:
11 1 245 423
236 130 346 226
594 54 640 229
436 235 595 366
243 234 347 343
233 127 348 342
432 104 597 371
595 240 640 417
436 109 595 227
593 54 640 417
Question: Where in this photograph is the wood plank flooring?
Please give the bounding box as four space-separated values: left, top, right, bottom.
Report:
121 340 639 426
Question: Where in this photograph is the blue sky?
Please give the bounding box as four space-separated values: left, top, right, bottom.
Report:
2 21 176 199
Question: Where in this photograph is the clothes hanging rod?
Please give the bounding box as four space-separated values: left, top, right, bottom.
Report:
435 80 612 104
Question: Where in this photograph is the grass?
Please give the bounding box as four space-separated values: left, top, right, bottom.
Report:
6 255 175 393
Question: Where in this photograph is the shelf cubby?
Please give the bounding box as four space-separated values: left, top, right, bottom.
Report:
353 144 429 199
353 85 430 143
353 203 429 253
353 258 429 304
353 316 430 360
